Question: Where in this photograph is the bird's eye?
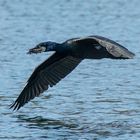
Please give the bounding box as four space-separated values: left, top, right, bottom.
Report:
38 45 42 48
39 44 44 47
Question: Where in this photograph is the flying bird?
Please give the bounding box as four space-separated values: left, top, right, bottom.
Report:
10 35 135 110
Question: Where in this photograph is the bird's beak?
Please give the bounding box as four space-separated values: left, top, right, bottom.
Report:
27 47 43 54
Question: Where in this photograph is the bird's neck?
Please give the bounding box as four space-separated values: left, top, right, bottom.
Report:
47 42 61 51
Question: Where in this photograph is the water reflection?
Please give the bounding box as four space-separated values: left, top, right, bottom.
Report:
14 114 139 139
16 115 78 130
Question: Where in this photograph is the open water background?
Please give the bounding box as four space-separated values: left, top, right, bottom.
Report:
0 0 140 139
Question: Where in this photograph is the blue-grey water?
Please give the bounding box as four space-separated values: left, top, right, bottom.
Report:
0 0 140 139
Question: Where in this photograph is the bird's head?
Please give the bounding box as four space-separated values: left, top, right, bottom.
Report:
27 41 56 54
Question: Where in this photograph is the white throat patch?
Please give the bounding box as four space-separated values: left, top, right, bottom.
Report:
41 46 46 52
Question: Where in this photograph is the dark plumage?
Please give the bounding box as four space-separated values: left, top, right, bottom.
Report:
10 35 135 110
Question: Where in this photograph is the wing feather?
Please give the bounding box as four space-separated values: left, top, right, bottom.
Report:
68 35 135 59
90 36 135 58
10 54 82 110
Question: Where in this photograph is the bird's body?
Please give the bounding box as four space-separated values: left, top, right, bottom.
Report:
10 35 135 110
60 36 133 59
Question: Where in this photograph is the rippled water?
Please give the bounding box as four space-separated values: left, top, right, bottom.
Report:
0 0 140 139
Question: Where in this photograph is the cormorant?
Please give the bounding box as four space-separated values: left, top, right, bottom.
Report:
10 35 135 110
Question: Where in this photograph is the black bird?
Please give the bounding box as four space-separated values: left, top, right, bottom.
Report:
10 35 135 110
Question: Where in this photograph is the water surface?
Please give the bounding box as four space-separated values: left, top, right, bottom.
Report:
0 0 140 139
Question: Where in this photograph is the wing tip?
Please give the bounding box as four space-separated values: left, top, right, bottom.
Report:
9 101 21 111
126 51 135 59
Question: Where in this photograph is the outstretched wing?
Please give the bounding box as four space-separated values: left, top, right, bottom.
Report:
67 35 135 59
10 53 82 110
90 35 135 58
